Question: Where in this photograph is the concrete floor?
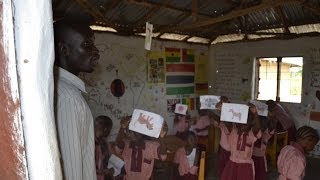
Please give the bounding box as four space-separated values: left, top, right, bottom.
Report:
205 153 320 180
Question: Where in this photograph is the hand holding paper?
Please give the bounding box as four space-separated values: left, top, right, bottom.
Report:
129 109 164 138
107 154 125 177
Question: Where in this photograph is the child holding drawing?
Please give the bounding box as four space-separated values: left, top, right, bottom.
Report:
174 104 191 140
250 101 276 180
122 109 167 180
220 103 262 180
173 131 200 180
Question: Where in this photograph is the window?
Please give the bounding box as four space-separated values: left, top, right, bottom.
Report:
255 57 303 103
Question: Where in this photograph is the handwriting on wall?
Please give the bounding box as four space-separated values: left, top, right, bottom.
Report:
214 53 247 100
310 48 320 88
103 103 128 120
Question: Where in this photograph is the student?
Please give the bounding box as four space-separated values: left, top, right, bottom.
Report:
116 115 132 143
210 96 232 178
94 116 114 180
54 20 99 180
122 130 167 180
192 109 211 151
277 126 319 180
266 100 296 142
220 107 262 180
173 131 200 180
173 104 191 140
250 103 275 180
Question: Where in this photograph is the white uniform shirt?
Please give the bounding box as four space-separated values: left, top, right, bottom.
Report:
55 67 96 180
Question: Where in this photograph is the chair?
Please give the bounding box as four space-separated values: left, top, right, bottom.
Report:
198 151 206 180
266 130 288 169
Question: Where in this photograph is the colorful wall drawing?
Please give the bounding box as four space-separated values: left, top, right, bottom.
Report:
147 52 165 83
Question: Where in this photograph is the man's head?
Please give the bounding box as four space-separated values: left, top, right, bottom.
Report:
54 21 100 75
94 115 113 139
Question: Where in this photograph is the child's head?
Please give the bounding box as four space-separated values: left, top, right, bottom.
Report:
296 126 319 152
185 131 197 152
120 115 132 128
94 115 113 139
248 103 258 115
216 96 230 111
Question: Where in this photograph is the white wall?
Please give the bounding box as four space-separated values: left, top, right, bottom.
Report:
83 33 208 137
209 36 320 129
14 0 62 179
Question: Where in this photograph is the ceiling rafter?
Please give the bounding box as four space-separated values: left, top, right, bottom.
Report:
192 0 199 22
134 0 171 25
159 0 303 32
73 0 116 28
276 6 290 33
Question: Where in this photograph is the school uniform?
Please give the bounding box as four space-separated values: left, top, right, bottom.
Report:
252 129 274 180
173 147 198 180
175 117 189 140
221 128 261 180
194 115 210 149
213 122 231 177
122 140 161 180
277 142 306 180
95 139 122 180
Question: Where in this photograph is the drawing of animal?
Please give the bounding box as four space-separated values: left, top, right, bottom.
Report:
229 109 242 121
135 113 154 130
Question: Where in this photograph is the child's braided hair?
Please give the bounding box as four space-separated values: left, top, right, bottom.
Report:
296 126 319 142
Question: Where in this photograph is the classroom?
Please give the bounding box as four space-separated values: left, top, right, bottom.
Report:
1 0 320 180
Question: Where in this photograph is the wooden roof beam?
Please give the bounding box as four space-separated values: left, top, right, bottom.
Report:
192 0 198 22
161 0 302 31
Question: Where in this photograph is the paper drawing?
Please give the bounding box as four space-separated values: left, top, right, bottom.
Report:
175 104 188 115
200 95 220 109
135 113 154 130
221 103 249 124
107 154 125 176
129 109 164 138
229 109 242 121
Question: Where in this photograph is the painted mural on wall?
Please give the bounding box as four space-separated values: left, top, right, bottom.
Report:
82 34 208 137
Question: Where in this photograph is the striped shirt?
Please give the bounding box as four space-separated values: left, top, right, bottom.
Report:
54 67 97 180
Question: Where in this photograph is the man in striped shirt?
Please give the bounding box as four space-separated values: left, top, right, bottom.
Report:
54 20 100 180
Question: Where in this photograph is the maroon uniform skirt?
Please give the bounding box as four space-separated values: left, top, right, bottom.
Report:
221 161 254 180
252 155 267 180
216 145 231 178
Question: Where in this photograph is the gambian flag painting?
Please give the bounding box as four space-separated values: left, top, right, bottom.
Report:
166 64 195 95
182 48 195 62
165 48 181 62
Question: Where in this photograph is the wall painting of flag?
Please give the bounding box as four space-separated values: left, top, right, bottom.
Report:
165 47 181 62
182 48 195 62
166 64 195 95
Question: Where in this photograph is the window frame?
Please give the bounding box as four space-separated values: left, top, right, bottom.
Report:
254 56 303 103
